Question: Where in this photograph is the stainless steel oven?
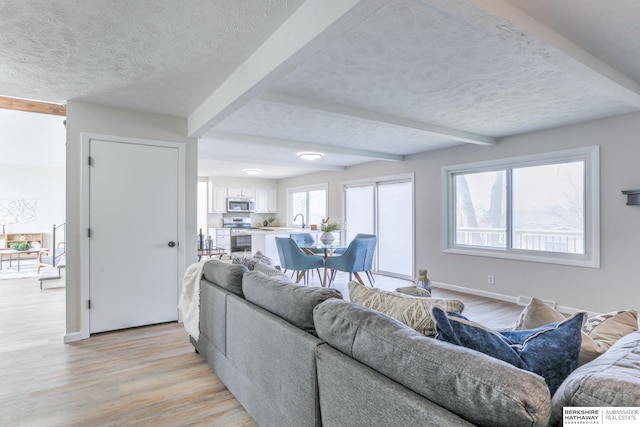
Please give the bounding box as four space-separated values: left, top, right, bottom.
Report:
223 216 255 254
231 234 252 253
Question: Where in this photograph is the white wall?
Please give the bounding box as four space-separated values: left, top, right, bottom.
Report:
65 101 197 341
0 109 65 247
278 111 640 314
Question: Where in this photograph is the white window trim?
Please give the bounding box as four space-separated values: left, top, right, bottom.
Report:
442 146 600 268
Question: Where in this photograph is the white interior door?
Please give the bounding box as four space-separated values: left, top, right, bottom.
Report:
89 139 179 333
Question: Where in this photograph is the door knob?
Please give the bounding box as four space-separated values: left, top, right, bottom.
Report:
168 241 176 247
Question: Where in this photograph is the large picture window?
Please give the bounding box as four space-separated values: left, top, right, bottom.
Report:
444 147 599 267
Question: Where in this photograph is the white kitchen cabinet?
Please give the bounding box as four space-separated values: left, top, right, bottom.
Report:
210 187 227 213
255 189 277 213
267 189 277 213
227 188 255 198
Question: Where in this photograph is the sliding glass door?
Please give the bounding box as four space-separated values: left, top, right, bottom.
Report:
377 181 413 276
344 175 414 279
344 185 374 242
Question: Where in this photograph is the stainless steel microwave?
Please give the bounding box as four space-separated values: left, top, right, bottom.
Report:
227 198 255 213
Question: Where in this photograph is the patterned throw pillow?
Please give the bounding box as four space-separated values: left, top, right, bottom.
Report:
514 298 639 365
394 286 432 297
433 306 585 394
348 281 464 337
232 251 275 271
252 251 273 266
252 262 291 281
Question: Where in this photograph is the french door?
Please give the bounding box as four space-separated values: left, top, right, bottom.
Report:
344 175 414 279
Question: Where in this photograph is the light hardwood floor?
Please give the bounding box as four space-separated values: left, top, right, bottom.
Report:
0 271 524 426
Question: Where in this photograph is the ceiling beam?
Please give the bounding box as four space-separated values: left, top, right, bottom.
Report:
197 153 347 172
187 0 389 138
260 92 496 146
470 0 640 108
204 131 404 162
0 96 66 116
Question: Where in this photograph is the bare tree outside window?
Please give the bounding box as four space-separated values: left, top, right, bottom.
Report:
455 171 506 248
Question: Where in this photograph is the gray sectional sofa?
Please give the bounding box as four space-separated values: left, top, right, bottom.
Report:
190 260 640 427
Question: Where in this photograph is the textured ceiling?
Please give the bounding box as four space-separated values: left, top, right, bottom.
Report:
266 0 634 137
0 0 305 116
199 0 640 178
2 0 640 179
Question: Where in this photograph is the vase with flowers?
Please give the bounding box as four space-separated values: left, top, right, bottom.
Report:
320 218 340 244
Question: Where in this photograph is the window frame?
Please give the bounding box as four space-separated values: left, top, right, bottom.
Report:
287 183 328 228
442 146 600 268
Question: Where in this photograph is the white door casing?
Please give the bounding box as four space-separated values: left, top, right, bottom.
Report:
81 134 185 336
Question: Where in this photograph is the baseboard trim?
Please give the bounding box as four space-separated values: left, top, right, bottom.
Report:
431 281 596 316
432 281 519 305
64 331 82 343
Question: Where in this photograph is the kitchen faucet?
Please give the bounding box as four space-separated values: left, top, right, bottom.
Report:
293 213 306 229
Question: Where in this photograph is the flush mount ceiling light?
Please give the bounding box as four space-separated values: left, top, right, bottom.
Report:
297 152 324 161
242 168 263 175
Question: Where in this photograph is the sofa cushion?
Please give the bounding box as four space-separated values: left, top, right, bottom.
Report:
549 330 640 426
515 297 638 365
349 280 463 337
432 307 585 394
313 299 551 427
203 260 247 297
243 271 342 334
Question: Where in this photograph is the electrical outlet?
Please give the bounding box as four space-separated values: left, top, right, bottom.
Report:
487 275 495 284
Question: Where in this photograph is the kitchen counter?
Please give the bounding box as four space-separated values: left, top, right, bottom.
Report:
244 227 310 234
250 229 317 262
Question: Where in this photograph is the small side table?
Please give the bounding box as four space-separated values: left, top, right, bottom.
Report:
198 247 227 261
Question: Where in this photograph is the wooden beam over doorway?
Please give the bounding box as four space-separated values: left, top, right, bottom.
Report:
0 96 66 116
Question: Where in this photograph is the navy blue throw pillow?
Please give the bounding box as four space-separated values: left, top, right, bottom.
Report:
431 307 585 394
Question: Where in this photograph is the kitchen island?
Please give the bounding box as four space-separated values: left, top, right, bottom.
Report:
250 228 309 262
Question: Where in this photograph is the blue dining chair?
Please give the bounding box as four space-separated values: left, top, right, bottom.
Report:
354 234 377 285
275 237 325 285
325 237 374 287
289 233 324 254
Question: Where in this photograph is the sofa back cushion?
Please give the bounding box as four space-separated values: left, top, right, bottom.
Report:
313 298 551 427
243 271 343 334
549 330 640 426
203 260 247 297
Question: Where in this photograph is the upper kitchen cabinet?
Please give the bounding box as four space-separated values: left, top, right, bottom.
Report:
209 187 227 213
255 189 277 213
206 176 278 214
227 188 256 198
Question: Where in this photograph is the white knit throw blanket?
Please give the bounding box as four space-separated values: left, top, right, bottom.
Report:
178 260 208 340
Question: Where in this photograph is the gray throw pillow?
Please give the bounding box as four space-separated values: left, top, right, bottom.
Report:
252 250 273 266
252 262 291 281
242 271 342 334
